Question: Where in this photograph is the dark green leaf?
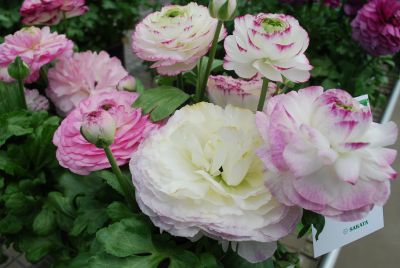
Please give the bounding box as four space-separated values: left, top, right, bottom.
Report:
94 170 124 196
47 192 74 217
196 253 219 268
223 251 274 268
0 82 23 114
107 202 135 221
5 192 34 214
0 111 33 147
298 210 325 240
96 216 153 257
132 86 190 122
33 206 57 236
70 198 108 236
89 253 161 268
19 235 58 263
0 214 23 234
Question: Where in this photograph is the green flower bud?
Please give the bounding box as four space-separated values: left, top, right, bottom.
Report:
7 56 30 81
81 110 116 148
209 0 237 21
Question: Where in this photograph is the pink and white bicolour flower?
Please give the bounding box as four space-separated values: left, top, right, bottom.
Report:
25 88 49 111
132 3 226 76
53 91 159 175
207 75 277 112
256 87 398 221
0 26 73 83
20 0 89 26
130 102 301 263
46 51 131 115
224 14 312 83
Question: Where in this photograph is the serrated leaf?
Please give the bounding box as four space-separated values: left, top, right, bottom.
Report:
0 82 23 114
5 192 33 214
47 192 74 217
33 206 56 236
132 86 190 122
298 210 325 241
19 235 58 263
89 253 162 268
94 170 124 196
196 253 219 268
0 111 33 147
107 202 134 221
70 198 108 236
96 216 153 257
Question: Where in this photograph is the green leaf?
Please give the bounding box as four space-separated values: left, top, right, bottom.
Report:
33 206 57 236
297 210 325 241
0 151 27 176
4 192 34 214
107 202 135 221
169 250 199 268
196 253 219 268
47 192 74 217
70 198 108 236
0 111 33 147
132 86 190 122
94 170 124 196
96 216 153 257
0 82 23 114
19 235 58 263
89 253 161 268
58 172 104 198
223 252 274 268
135 79 145 94
7 57 30 81
0 214 23 234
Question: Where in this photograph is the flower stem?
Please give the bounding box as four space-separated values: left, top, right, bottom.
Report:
195 20 223 102
177 73 184 91
257 78 269 112
104 146 137 210
16 77 27 110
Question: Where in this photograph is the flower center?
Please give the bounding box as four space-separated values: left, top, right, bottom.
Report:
261 18 287 33
164 8 185 18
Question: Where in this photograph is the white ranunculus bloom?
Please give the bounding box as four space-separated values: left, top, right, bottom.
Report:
224 13 312 83
130 102 301 263
132 3 226 76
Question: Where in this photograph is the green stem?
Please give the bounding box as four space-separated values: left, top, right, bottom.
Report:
195 20 224 102
177 73 184 91
257 78 269 112
104 146 137 210
17 77 27 109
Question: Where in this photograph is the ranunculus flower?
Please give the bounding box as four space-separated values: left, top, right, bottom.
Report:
224 14 311 83
53 91 158 175
256 87 398 221
25 89 49 111
130 102 301 263
0 26 73 83
207 75 277 111
351 0 400 56
132 3 226 76
46 51 130 115
20 0 89 25
344 0 366 16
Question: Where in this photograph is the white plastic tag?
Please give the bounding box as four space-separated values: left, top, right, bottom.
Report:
312 95 384 257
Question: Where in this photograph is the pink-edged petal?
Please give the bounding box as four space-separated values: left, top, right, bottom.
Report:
334 154 361 184
236 241 277 264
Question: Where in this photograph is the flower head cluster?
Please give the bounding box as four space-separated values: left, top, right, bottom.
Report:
0 27 73 83
207 75 277 111
25 89 49 111
20 0 89 25
46 51 131 115
130 102 301 263
352 0 400 56
256 87 398 221
53 91 158 175
132 3 226 76
224 13 311 83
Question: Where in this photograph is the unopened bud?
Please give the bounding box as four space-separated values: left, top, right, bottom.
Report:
117 75 136 92
209 0 237 21
7 56 30 81
81 110 116 148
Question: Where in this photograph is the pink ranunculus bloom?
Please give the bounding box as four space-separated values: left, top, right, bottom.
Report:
46 51 131 116
224 14 312 83
20 0 89 26
0 26 73 83
132 3 226 76
207 75 277 112
256 87 398 221
352 0 400 56
25 88 49 111
53 91 159 175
